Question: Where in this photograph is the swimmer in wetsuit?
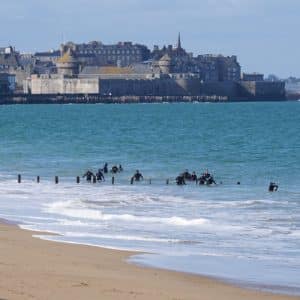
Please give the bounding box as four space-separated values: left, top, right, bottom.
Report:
176 174 186 185
269 182 279 192
191 171 197 182
83 170 94 182
132 170 143 181
96 169 105 182
103 163 108 174
111 165 119 174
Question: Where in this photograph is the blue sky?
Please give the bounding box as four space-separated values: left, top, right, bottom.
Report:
1 0 299 77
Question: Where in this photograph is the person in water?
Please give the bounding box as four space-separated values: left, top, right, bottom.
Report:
103 163 108 174
269 182 279 192
111 165 119 174
206 175 216 185
198 169 216 185
83 170 94 182
132 170 143 181
191 171 197 181
96 169 105 182
119 164 123 172
182 169 192 180
203 169 211 179
176 174 186 185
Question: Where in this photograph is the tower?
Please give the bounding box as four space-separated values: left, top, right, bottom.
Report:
158 54 174 74
56 48 79 77
177 32 182 49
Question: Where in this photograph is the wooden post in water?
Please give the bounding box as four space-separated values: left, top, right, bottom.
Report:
18 174 21 183
76 176 80 184
112 176 115 185
166 179 169 185
55 176 59 184
37 176 40 183
149 178 152 184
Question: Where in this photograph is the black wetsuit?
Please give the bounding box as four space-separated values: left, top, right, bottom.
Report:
198 175 206 185
133 172 143 181
176 175 186 185
96 170 105 181
191 173 197 181
183 171 192 180
83 171 94 182
206 176 216 185
111 166 118 174
103 163 108 174
269 182 278 192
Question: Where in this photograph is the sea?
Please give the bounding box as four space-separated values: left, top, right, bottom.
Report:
0 102 300 295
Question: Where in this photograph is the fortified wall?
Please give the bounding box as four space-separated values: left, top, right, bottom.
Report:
23 47 285 100
28 75 99 94
239 81 285 99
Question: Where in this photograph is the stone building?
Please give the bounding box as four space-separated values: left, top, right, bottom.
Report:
34 50 61 63
242 73 264 81
61 41 150 67
56 48 79 77
150 35 241 82
21 34 284 100
0 46 31 92
25 49 99 94
0 73 16 94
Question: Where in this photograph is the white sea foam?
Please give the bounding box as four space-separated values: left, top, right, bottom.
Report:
65 232 181 243
44 200 209 227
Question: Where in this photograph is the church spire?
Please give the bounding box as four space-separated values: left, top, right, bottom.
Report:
177 32 182 49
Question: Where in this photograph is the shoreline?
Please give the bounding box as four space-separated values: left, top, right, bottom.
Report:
0 221 299 300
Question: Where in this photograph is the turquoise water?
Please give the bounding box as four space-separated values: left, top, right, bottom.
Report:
0 102 300 294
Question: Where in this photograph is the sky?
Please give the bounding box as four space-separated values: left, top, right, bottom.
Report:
1 0 299 78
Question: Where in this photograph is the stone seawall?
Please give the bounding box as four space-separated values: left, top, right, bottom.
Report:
0 94 230 105
0 93 287 105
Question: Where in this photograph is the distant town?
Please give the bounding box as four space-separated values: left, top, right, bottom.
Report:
0 34 296 103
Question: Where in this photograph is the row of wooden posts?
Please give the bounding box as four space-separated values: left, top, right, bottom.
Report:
17 174 171 185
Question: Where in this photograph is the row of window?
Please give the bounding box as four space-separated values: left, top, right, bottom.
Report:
105 56 140 61
78 49 141 55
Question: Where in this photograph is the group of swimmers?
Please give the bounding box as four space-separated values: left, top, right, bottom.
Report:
102 163 123 174
83 163 144 183
82 164 279 192
176 169 216 186
83 163 124 182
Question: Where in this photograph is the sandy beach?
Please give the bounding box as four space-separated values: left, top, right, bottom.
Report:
0 222 298 300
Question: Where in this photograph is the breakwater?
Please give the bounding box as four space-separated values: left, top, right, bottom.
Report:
0 93 232 104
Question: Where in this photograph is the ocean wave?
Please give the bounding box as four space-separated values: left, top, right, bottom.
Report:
44 200 209 227
64 232 181 243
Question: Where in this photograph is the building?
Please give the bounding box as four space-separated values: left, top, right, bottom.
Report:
25 49 99 94
21 34 284 100
0 46 20 71
0 73 16 94
0 46 33 92
34 50 61 63
151 35 241 82
242 73 264 81
61 40 150 67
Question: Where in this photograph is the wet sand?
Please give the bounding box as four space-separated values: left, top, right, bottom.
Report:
0 222 299 300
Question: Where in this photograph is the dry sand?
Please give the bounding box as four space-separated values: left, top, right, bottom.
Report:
0 222 299 300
